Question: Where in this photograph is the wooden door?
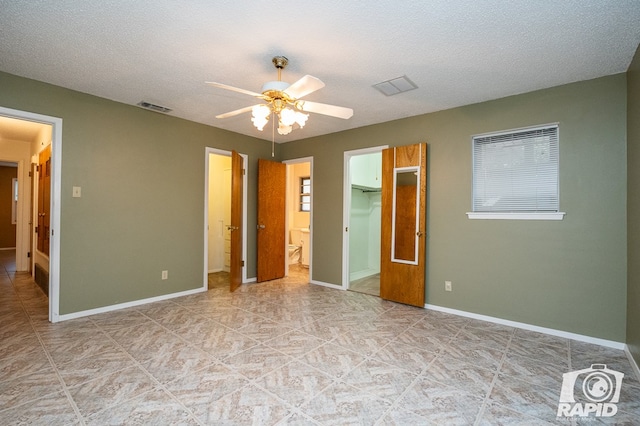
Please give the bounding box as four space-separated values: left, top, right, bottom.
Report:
229 150 244 292
257 158 286 282
29 162 37 273
380 143 427 307
37 146 51 256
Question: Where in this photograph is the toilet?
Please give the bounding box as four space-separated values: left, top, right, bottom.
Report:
288 228 302 264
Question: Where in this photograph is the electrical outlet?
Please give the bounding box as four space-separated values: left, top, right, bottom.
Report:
445 281 452 292
161 270 168 280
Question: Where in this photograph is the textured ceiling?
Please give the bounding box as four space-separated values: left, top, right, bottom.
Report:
1 1 639 143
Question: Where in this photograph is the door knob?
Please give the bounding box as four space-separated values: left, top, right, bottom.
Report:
257 224 266 230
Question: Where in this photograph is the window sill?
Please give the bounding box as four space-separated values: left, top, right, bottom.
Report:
466 212 565 220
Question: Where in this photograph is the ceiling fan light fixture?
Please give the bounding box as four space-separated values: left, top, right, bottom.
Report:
209 55 353 137
278 122 293 135
294 111 309 128
251 104 270 131
280 107 297 126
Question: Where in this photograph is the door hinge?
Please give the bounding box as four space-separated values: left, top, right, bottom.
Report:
35 226 38 234
243 168 246 176
241 260 245 267
27 252 31 258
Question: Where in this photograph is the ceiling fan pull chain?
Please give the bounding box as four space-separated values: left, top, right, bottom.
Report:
271 112 275 157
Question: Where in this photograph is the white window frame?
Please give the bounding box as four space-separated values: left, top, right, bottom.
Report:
300 176 311 212
467 123 565 220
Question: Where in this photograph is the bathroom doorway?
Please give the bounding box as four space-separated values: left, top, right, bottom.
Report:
284 157 312 282
207 152 231 280
342 146 386 296
204 148 248 291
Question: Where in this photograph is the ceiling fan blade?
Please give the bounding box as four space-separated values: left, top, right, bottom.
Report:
284 75 325 99
216 105 258 119
206 81 265 98
297 100 353 119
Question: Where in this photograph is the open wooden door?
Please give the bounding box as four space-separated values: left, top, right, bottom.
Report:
29 162 37 273
37 146 51 256
257 158 286 282
229 150 244 292
380 143 427 307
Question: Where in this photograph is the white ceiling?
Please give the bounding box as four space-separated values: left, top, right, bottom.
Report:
1 1 639 143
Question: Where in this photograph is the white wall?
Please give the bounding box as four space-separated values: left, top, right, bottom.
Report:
351 152 381 189
208 153 231 273
348 152 382 281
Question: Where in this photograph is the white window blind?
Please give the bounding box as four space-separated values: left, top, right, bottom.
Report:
472 125 559 213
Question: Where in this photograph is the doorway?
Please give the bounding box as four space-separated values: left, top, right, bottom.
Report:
206 152 231 289
0 161 18 251
204 148 248 290
284 158 312 282
0 106 62 322
342 146 386 296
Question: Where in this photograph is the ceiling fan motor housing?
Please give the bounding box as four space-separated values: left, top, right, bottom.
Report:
261 81 289 94
272 56 288 69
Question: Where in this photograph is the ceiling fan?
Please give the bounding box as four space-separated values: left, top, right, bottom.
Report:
206 56 353 136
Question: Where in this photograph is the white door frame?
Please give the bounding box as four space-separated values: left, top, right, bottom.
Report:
0 106 63 322
341 145 387 290
283 156 313 280
204 147 248 287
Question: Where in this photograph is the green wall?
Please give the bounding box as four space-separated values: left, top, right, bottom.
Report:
281 74 628 342
628 45 640 364
0 71 272 314
0 70 631 343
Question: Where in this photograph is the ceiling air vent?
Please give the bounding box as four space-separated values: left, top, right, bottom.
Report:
136 101 172 113
372 75 418 96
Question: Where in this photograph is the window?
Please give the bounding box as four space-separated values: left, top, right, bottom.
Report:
300 177 311 212
468 124 565 220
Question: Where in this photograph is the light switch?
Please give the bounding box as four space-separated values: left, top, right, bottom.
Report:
72 186 81 198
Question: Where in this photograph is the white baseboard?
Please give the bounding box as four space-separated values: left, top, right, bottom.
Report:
244 277 256 283
425 303 625 350
56 286 207 322
625 345 640 382
350 268 379 282
310 279 343 290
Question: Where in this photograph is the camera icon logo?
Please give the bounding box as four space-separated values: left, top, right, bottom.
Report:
557 364 624 418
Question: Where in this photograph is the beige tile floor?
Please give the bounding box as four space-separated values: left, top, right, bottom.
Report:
1 250 639 425
349 274 380 297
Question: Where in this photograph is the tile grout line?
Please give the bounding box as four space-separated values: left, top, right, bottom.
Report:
372 318 465 424
472 327 516 426
9 271 87 426
85 316 207 426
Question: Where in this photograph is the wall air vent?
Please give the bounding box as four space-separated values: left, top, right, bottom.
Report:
136 101 172 113
372 75 418 96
